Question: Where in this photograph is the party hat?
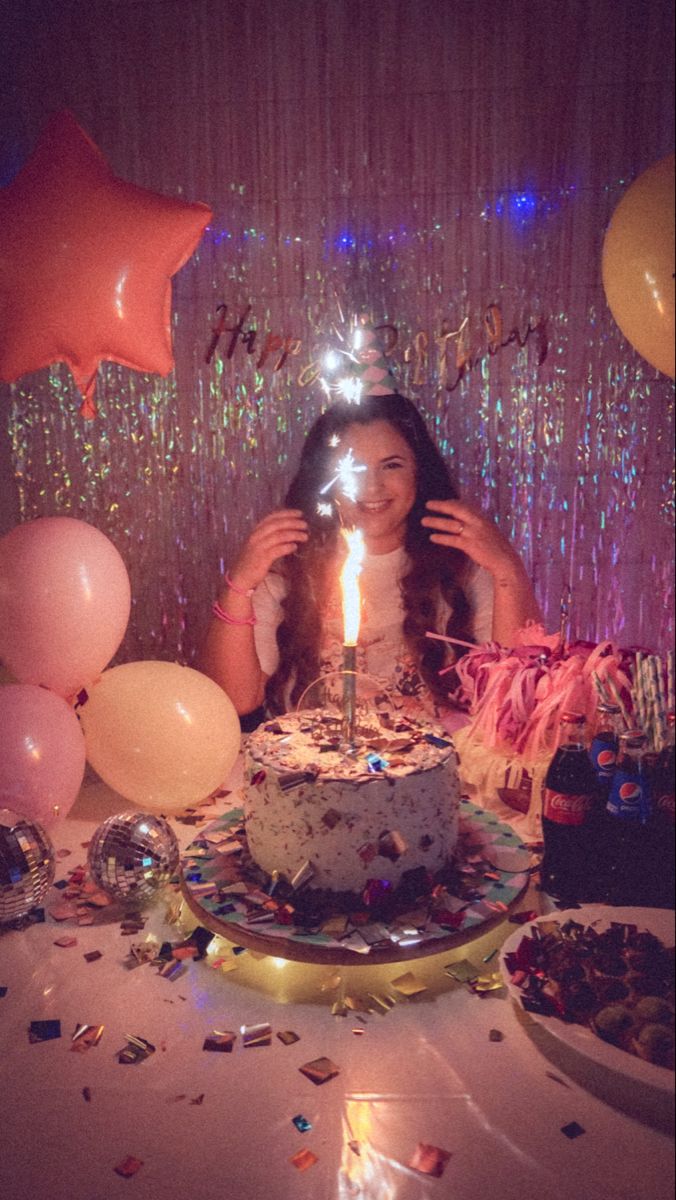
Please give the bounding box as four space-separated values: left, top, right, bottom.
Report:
350 318 398 396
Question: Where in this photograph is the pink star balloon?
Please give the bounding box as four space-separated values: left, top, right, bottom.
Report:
0 110 212 416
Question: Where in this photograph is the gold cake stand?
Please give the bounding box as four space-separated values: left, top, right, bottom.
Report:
178 800 533 967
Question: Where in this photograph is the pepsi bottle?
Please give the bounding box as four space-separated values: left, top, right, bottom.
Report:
604 730 652 905
541 711 601 903
589 702 622 797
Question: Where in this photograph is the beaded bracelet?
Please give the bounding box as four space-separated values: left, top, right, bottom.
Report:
225 572 255 598
211 600 257 626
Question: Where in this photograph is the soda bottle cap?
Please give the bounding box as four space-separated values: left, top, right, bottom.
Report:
560 710 585 724
619 729 647 748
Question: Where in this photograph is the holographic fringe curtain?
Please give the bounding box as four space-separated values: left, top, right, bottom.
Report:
1 0 674 664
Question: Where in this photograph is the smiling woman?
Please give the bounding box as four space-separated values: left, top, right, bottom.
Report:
200 393 541 722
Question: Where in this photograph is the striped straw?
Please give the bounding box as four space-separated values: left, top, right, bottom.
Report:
667 649 675 716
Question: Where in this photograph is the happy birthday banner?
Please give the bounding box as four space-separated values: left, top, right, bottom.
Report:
204 301 548 394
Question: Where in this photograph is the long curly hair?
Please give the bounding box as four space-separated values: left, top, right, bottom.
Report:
265 393 475 713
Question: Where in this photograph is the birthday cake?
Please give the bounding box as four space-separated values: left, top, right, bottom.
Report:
242 708 461 893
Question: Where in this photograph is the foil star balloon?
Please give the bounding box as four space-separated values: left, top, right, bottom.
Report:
0 110 212 417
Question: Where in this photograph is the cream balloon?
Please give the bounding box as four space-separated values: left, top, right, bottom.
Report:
79 661 241 813
602 153 675 378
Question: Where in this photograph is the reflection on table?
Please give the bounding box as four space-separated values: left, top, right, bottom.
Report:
0 771 673 1200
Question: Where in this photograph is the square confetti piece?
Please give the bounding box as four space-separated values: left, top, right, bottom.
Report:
390 971 427 997
292 1114 312 1133
408 1142 452 1177
444 959 479 983
54 935 78 948
83 950 102 963
29 1020 61 1043
114 1156 143 1178
0 987 7 998
203 1032 236 1052
242 1023 272 1047
299 1056 340 1085
561 1122 586 1140
277 1030 300 1045
489 1029 505 1042
290 1148 318 1171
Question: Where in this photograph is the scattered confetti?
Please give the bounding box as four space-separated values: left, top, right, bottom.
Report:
242 1023 272 1047
290 1148 319 1171
82 1087 92 1102
489 1029 504 1042
390 971 427 997
28 1020 61 1043
408 1142 452 1177
203 1031 236 1052
292 1114 312 1133
561 1122 586 1140
158 959 186 981
276 1030 300 1045
299 1056 340 1085
0 987 8 998
114 1156 143 1178
190 1093 205 1105
444 959 479 983
53 935 78 948
118 1034 155 1064
71 1023 104 1052
83 950 102 963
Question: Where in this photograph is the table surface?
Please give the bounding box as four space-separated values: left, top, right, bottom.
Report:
1 770 673 1200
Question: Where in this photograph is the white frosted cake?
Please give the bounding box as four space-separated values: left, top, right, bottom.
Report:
242 708 462 892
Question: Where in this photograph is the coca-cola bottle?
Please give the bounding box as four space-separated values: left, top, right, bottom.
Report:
644 713 675 908
589 702 622 797
541 711 601 904
603 730 652 905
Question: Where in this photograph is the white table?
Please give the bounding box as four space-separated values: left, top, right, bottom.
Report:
0 774 673 1200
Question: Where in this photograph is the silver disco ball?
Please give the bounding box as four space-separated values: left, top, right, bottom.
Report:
0 809 55 923
87 812 179 904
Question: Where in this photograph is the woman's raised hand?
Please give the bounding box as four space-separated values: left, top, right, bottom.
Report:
229 509 309 590
421 499 520 575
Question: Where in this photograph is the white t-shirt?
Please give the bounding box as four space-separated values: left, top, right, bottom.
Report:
253 546 494 716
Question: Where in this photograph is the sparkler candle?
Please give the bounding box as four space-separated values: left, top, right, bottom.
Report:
339 528 365 745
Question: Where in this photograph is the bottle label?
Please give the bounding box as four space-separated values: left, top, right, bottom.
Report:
590 743 617 777
543 790 592 825
656 793 675 823
607 775 649 820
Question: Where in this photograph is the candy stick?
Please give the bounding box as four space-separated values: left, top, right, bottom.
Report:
592 672 610 704
633 653 647 734
603 674 632 730
651 654 667 751
662 652 672 715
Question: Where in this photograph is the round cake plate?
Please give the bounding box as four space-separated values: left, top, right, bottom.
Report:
179 798 532 966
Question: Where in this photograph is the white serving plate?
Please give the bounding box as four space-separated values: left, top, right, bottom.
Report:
500 906 675 1092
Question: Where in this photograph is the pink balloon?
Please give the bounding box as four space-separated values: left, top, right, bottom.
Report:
0 517 131 696
0 684 86 824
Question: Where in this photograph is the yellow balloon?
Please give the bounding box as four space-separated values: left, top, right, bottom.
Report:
602 153 675 378
80 661 241 813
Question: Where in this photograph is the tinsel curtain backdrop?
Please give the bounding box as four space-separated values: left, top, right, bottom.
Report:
0 0 674 668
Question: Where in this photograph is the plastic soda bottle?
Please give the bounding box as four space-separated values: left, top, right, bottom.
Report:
541 711 600 903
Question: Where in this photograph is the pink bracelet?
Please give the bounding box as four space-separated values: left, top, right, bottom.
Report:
212 600 257 626
225 572 255 598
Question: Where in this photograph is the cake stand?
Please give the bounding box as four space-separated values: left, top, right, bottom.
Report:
179 797 533 967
